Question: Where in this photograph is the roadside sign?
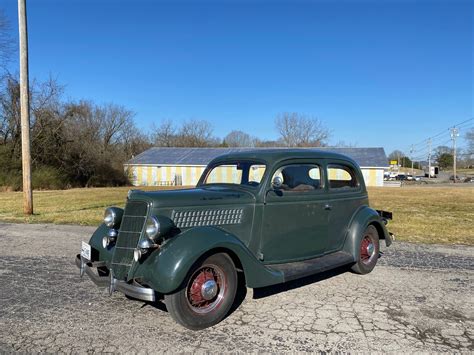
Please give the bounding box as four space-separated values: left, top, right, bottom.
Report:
390 160 398 165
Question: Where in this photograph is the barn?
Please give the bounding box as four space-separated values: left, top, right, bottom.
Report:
124 147 388 187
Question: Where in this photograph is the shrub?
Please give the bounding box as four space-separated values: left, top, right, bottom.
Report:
0 170 22 191
32 166 67 190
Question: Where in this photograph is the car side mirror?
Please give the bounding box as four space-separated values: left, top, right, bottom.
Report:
271 176 283 189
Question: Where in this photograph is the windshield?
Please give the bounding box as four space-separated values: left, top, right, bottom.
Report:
201 161 267 187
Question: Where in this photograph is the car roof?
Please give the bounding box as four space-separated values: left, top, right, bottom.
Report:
209 148 360 167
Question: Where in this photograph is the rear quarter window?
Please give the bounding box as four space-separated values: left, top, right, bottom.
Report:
327 164 359 190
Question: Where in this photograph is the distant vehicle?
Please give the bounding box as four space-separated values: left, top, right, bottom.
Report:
449 175 461 182
425 166 439 178
406 174 415 181
384 172 398 181
396 174 408 181
464 177 474 183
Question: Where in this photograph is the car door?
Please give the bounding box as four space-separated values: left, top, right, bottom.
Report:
325 160 365 252
259 160 329 263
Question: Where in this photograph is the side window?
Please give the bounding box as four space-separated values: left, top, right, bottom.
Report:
327 164 359 190
272 164 323 192
249 164 266 184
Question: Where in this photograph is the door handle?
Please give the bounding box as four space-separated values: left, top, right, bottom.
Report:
324 204 332 211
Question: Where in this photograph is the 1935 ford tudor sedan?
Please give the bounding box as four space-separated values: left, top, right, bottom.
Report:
76 149 393 330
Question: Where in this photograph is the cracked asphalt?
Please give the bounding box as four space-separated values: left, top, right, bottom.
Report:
0 222 473 352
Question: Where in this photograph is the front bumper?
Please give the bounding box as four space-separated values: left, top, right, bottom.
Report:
75 254 156 302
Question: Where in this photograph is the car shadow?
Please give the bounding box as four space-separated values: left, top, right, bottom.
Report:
143 299 168 312
132 262 363 315
123 294 168 312
252 264 351 299
226 270 247 316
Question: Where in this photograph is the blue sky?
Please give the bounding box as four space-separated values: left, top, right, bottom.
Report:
3 0 473 157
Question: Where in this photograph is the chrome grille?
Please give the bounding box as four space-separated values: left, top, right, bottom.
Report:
111 200 148 280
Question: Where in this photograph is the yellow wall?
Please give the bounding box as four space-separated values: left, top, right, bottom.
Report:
125 165 384 187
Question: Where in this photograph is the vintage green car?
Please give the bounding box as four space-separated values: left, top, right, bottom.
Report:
76 149 393 330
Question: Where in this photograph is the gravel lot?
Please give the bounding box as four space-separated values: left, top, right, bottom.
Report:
0 222 473 352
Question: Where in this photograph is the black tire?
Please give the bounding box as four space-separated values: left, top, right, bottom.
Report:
351 225 380 275
164 253 237 330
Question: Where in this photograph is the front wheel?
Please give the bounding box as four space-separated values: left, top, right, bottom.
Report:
164 253 237 330
351 225 380 275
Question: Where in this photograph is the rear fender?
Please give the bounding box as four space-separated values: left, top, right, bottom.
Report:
343 206 392 260
137 226 284 294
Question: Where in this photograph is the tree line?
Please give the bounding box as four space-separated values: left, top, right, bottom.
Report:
0 73 331 190
152 113 330 149
0 75 151 190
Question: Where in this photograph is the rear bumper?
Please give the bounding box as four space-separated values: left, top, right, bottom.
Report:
75 254 156 302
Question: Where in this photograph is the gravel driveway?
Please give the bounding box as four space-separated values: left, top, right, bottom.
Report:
0 222 472 352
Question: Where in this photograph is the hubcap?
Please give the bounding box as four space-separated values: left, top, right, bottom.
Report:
367 243 374 255
186 265 226 314
360 235 376 265
201 279 218 300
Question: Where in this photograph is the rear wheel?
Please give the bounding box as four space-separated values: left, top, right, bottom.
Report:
164 253 237 330
351 225 379 274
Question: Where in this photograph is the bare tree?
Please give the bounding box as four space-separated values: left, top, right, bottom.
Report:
0 76 21 152
98 103 135 149
253 138 284 147
152 119 177 147
332 140 357 148
275 112 329 147
178 119 216 147
224 130 254 147
0 11 15 73
388 150 405 162
122 125 151 159
0 72 149 189
466 128 474 154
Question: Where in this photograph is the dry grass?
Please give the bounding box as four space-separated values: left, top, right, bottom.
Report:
368 186 473 245
0 186 179 226
0 185 472 245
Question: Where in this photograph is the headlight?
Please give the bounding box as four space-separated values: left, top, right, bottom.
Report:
145 216 160 240
103 207 123 228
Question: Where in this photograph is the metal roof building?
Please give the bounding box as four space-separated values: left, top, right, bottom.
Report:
124 147 388 187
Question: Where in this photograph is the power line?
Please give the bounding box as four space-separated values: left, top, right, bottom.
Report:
401 117 474 155
453 117 473 128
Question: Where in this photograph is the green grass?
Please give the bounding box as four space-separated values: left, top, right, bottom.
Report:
0 185 472 245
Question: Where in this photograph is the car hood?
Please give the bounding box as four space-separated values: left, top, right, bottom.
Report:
128 186 257 208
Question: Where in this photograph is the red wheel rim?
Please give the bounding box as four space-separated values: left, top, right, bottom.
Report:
360 235 376 265
186 264 226 314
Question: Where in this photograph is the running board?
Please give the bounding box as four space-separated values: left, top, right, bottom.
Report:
267 251 355 282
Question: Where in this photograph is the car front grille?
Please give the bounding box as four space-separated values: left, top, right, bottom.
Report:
111 200 148 280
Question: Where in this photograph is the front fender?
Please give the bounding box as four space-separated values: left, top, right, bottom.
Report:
343 206 392 260
136 226 284 294
88 223 113 264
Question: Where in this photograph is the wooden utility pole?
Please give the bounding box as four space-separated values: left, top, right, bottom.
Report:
428 138 432 179
451 127 459 183
18 0 33 214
